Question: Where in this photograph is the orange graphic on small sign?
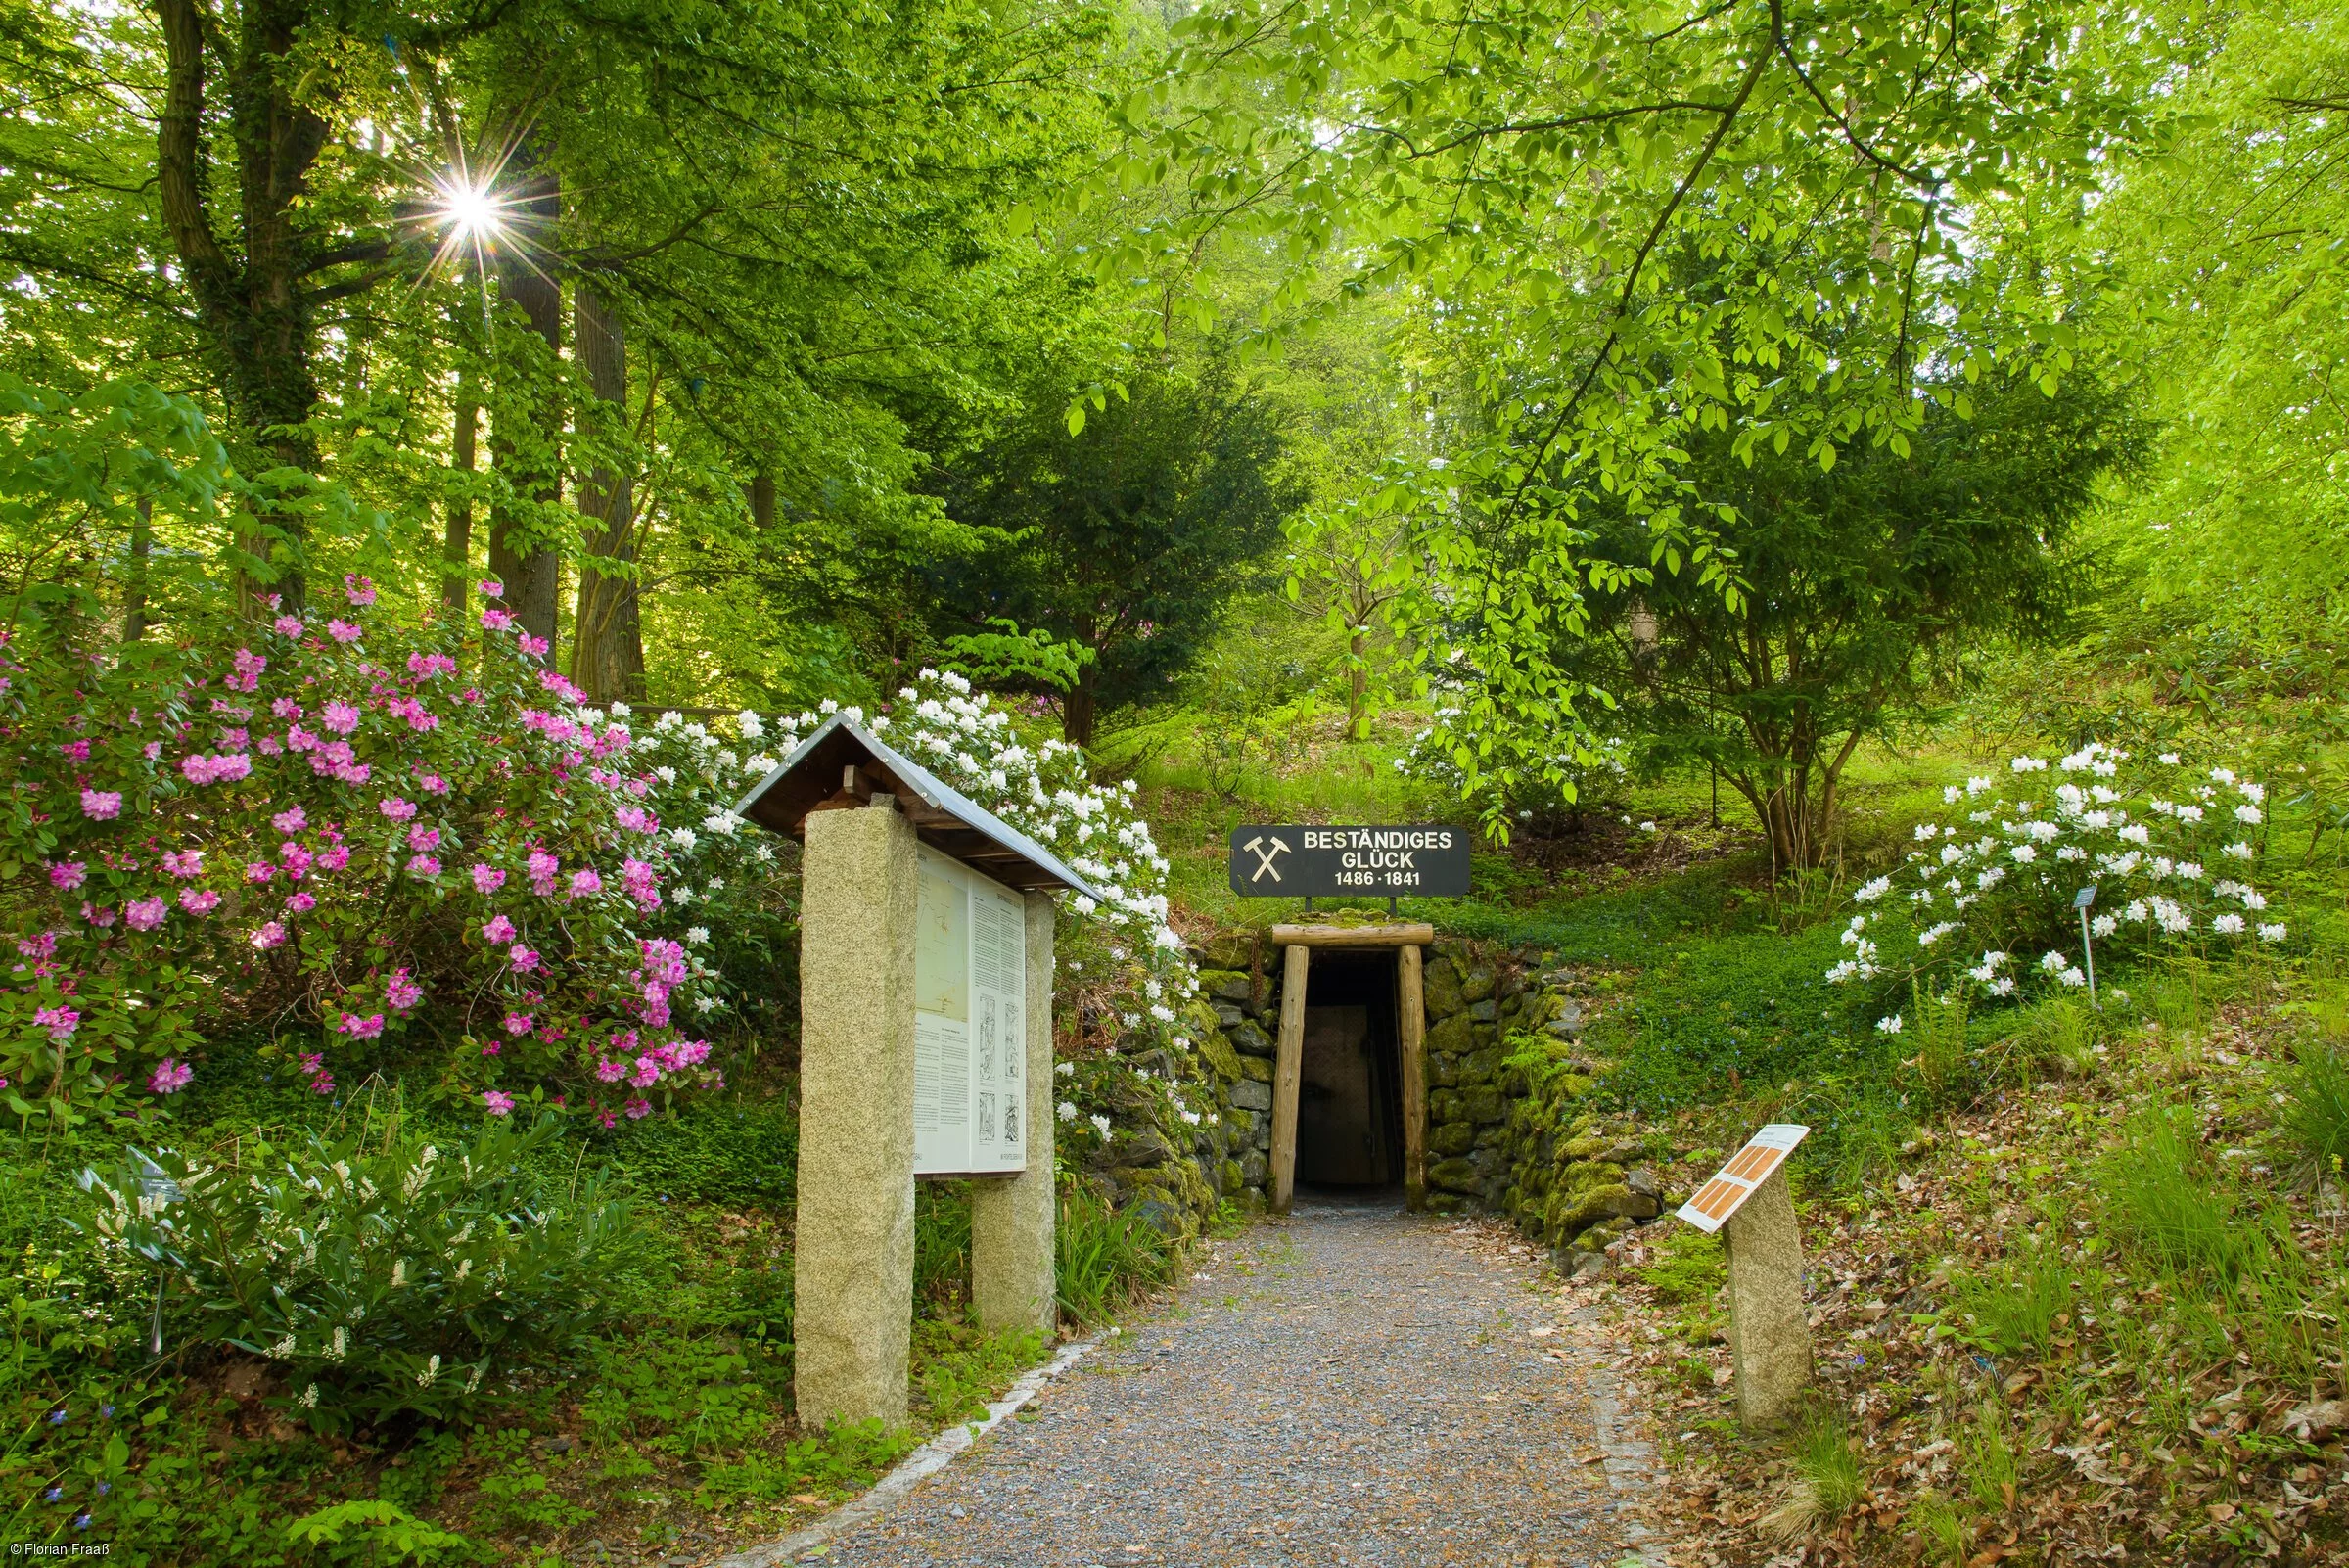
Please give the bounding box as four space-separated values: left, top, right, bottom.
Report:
1674 1124 1811 1234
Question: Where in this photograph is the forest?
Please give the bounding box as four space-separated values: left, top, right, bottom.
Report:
2 0 2348 1562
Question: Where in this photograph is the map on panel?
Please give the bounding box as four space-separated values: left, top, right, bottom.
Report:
913 847 1028 1176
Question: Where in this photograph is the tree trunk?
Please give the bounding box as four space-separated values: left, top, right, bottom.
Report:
750 469 776 530
1062 662 1098 748
488 143 563 651
1346 624 1367 741
570 282 645 704
122 497 154 642
443 386 479 613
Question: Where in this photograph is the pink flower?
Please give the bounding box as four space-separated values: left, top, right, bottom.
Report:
387 969 423 1009
180 753 252 786
177 889 221 915
408 653 457 679
273 615 304 638
33 1006 77 1043
624 1098 652 1120
141 741 161 761
477 577 504 598
676 1039 713 1067
505 1012 534 1036
622 858 662 911
406 853 441 877
378 797 417 822
597 1110 617 1130
246 861 276 884
17 931 56 961
273 806 307 832
250 921 288 950
470 864 506 894
508 945 539 974
272 698 303 722
615 806 659 835
80 789 122 820
595 1058 626 1083
407 825 441 852
482 914 517 944
484 1089 515 1116
344 574 376 607
312 1071 336 1096
528 851 560 897
298 1052 324 1077
317 845 349 872
48 861 85 891
80 903 116 928
416 772 451 795
630 1056 662 1088
481 608 514 632
61 738 90 763
322 701 360 735
568 868 603 899
327 620 363 644
285 891 317 913
281 844 313 878
227 648 266 693
519 633 549 659
161 850 204 878
642 938 689 987
124 897 166 932
148 1058 193 1094
338 1012 386 1039
480 1040 501 1056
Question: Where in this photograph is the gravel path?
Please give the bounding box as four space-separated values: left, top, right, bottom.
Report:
803 1196 1658 1568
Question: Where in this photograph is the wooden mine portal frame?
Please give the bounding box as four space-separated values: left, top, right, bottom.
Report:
1265 922 1437 1212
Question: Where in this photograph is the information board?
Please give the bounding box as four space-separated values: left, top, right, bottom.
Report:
913 847 1028 1176
1226 824 1473 899
1675 1124 1810 1233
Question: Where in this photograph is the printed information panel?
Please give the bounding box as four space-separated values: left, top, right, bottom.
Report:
1226 823 1472 899
1675 1124 1811 1233
913 847 1027 1176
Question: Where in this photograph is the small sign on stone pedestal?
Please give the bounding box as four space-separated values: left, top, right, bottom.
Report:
1676 1123 1814 1428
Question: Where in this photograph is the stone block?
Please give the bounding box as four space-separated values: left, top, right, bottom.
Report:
1429 1157 1482 1195
1464 1085 1506 1124
1460 965 1497 1004
1467 997 1497 1024
1232 1078 1273 1112
1195 1027 1244 1083
1239 1056 1273 1084
1219 1158 1244 1194
1212 1002 1245 1027
1427 1193 1467 1215
1424 956 1464 1018
1429 1121 1475 1156
1626 1167 1662 1197
1239 1148 1268 1187
1112 1130 1176 1169
1429 1087 1464 1124
1458 1046 1499 1086
1472 1121 1508 1150
1426 1012 1474 1057
1201 968 1252 1004
1427 1051 1460 1088
1227 1019 1276 1058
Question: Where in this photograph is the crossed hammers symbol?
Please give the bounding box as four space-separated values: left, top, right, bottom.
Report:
1243 834 1290 884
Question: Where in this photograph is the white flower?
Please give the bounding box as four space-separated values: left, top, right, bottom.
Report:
1057 1101 1079 1123
1853 875 1893 903
2212 913 2246 935
270 1334 296 1360
2175 803 2204 822
1639 820 1658 832
417 1354 441 1388
1915 822 1941 841
668 826 699 852
2010 756 2048 772
819 697 840 715
737 710 765 740
655 765 677 784
2157 751 2179 763
1917 922 1959 948
1073 895 1096 916
298 1384 319 1408
1990 976 2017 996
1877 1014 1904 1035
2010 844 2038 864
2235 804 2264 825
696 995 720 1013
1967 775 1995 795
2222 840 2255 860
1943 785 1962 805
2124 899 2148 922
2210 766 2237 785
329 1326 348 1362
702 809 745 837
1149 1004 1175 1024
2090 914 2117 938
2119 823 2151 845
672 885 695 905
1056 1061 1074 1077
685 926 711 945
2057 966 2088 989
1089 1113 1112 1138
2239 781 2266 805
2177 862 2203 880
2258 922 2288 943
2040 950 2071 974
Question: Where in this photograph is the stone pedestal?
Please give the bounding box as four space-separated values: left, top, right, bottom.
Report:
1723 1166 1813 1427
972 891 1057 1337
793 800 919 1430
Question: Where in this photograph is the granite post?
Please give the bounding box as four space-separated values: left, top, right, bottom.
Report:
793 798 919 1429
973 891 1057 1336
1723 1165 1813 1427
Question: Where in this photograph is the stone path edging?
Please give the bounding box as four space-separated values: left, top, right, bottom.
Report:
711 1333 1104 1568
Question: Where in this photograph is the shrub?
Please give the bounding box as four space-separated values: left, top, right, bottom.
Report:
1397 708 1630 837
77 1113 635 1430
1829 743 2281 1009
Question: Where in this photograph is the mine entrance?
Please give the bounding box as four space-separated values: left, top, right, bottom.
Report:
1295 950 1405 1191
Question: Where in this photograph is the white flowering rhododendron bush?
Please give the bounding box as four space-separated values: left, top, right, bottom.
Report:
0 578 773 1126
1831 743 2282 1010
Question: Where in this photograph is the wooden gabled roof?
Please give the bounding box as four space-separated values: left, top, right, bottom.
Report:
731 713 1102 898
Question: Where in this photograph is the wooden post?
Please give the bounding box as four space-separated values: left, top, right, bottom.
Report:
1397 945 1427 1211
1270 943 1309 1212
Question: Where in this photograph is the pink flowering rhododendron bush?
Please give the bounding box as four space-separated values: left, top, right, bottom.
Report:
0 579 777 1126
1829 742 2283 1010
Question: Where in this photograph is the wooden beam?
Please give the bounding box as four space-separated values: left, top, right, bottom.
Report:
1398 945 1427 1212
1269 922 1436 949
1270 943 1309 1214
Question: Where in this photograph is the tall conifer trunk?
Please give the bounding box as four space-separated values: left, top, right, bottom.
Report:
571 283 644 703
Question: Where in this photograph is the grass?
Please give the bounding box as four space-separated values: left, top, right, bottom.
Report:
1762 1407 1865 1540
1951 1245 2076 1358
1055 1183 1174 1326
2095 1104 2262 1285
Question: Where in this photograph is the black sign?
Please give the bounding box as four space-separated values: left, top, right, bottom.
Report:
1226 824 1473 899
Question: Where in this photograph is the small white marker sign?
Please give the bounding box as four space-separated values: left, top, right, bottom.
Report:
1675 1124 1811 1234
